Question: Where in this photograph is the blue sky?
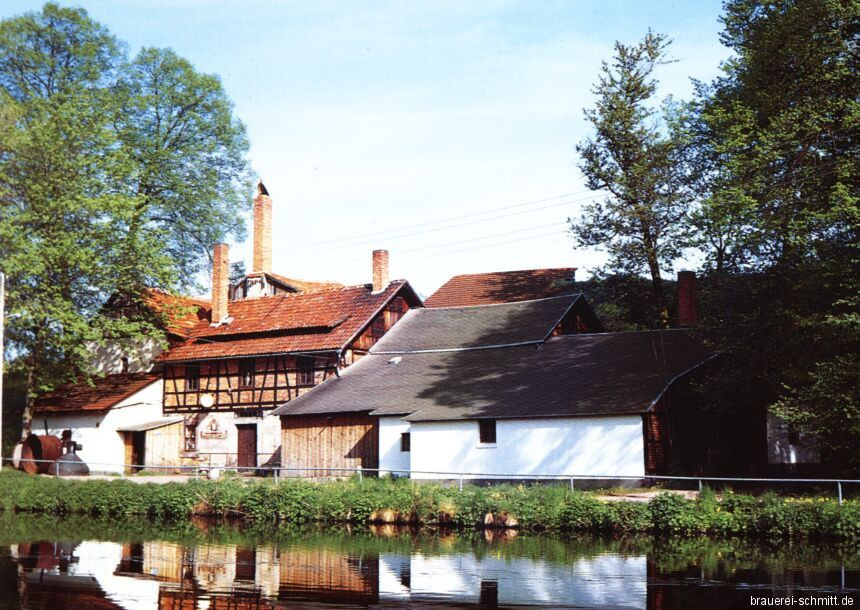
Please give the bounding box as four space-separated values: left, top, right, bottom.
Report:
3 1 729 297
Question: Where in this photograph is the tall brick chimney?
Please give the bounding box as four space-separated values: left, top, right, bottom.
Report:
372 249 389 293
677 270 698 327
211 243 229 325
253 181 272 274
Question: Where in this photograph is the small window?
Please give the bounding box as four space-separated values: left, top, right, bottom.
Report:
478 419 496 444
185 366 200 391
184 420 198 452
388 297 405 325
121 356 130 373
238 359 255 388
400 432 411 452
297 356 315 386
370 315 386 341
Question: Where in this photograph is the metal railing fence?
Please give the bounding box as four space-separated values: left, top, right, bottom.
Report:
3 456 857 504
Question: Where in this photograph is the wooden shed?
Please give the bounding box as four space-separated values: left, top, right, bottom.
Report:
118 417 184 474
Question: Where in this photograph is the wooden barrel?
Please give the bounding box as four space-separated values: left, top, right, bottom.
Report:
19 434 62 474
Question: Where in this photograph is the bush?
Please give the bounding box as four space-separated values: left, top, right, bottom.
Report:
0 471 857 541
558 493 608 531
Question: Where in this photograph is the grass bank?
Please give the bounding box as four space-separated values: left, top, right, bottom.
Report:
0 470 857 540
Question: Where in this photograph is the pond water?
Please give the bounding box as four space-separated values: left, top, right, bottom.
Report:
0 514 857 609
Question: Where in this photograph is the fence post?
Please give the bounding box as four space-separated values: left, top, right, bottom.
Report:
357 467 363 484
698 479 703 493
458 474 463 492
837 481 843 505
569 477 574 492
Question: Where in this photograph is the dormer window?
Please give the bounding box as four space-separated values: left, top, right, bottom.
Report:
239 359 255 388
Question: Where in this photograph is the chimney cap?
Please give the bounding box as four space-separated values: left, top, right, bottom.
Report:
257 180 269 197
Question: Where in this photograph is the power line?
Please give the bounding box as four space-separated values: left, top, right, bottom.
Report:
278 189 596 252
289 222 570 273
277 193 597 256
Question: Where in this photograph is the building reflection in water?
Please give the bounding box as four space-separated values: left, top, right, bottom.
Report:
8 533 857 609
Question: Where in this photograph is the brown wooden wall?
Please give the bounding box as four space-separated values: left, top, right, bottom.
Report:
281 414 379 476
278 547 378 603
644 396 671 475
349 296 411 355
163 354 337 413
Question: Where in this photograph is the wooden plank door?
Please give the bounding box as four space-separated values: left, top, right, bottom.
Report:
236 424 257 469
131 431 146 473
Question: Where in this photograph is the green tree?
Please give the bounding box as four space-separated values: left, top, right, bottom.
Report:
572 31 691 327
0 4 252 439
691 0 859 471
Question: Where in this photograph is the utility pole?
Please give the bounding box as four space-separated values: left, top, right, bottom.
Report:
0 271 4 471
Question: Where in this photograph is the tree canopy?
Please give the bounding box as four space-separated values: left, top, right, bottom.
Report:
0 3 252 439
575 0 858 471
572 31 691 327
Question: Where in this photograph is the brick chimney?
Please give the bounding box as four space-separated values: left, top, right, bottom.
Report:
372 249 389 293
253 181 272 273
677 271 698 327
211 243 229 325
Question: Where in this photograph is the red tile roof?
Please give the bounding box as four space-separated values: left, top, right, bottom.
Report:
144 290 211 338
425 268 578 307
160 281 414 362
32 373 160 414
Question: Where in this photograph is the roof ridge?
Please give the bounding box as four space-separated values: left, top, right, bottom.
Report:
424 293 582 310
446 267 577 280
547 328 696 340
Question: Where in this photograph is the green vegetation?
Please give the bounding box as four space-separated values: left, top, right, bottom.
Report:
0 471 857 540
574 0 859 471
0 3 252 440
1 511 858 575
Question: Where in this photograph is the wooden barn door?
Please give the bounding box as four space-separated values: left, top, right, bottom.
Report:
236 424 257 469
282 415 379 477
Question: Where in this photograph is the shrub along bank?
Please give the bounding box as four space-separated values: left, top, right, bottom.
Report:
0 470 856 540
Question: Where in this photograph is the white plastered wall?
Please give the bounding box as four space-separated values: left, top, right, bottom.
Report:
192 410 282 468
766 411 819 465
87 337 164 375
379 416 411 476
408 416 645 479
40 380 164 474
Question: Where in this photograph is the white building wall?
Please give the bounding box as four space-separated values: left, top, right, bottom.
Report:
87 337 164 375
379 417 411 476
193 410 282 468
409 416 645 479
766 411 819 465
39 380 164 474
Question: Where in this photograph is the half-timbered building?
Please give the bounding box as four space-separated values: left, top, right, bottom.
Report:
156 183 422 470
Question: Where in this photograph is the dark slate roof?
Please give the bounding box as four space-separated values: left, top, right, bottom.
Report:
273 330 714 421
370 295 582 353
425 268 577 307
